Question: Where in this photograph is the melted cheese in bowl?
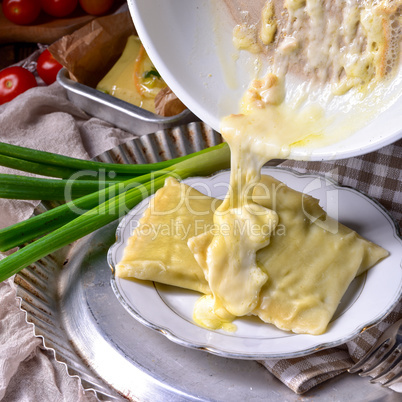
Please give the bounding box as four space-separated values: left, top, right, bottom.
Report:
230 0 402 150
232 0 402 91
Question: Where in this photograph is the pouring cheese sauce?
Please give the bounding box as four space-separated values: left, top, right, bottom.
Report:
115 0 400 334
190 0 401 331
191 76 327 330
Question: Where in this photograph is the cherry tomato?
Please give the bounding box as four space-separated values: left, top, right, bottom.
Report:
2 0 41 25
0 67 37 105
79 0 113 15
40 0 77 17
37 49 63 85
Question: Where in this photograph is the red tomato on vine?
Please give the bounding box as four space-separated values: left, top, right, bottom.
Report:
40 0 78 18
2 0 41 25
79 0 114 16
37 49 63 85
0 67 38 105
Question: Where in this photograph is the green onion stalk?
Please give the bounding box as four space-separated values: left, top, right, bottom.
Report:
0 170 165 251
0 143 230 282
0 141 227 178
0 173 120 200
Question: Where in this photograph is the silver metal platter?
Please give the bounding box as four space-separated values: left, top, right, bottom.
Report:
15 122 399 401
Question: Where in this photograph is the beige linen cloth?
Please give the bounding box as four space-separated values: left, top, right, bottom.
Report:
0 83 401 400
0 83 134 402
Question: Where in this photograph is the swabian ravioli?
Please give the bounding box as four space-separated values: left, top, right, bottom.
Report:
252 176 389 334
115 177 221 294
116 175 388 335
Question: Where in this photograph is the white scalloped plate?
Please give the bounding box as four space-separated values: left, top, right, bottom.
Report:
109 167 402 359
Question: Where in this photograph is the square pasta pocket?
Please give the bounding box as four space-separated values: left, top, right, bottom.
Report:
115 177 221 294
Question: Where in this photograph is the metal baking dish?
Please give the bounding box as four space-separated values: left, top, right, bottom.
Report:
57 68 199 136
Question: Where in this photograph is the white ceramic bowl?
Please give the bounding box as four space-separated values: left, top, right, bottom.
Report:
128 0 402 160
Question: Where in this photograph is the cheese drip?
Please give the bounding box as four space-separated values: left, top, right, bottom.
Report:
190 136 278 327
190 75 327 329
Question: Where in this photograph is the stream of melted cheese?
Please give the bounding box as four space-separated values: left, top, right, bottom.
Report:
189 75 329 330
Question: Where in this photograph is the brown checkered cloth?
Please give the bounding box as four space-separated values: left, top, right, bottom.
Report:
259 139 402 394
